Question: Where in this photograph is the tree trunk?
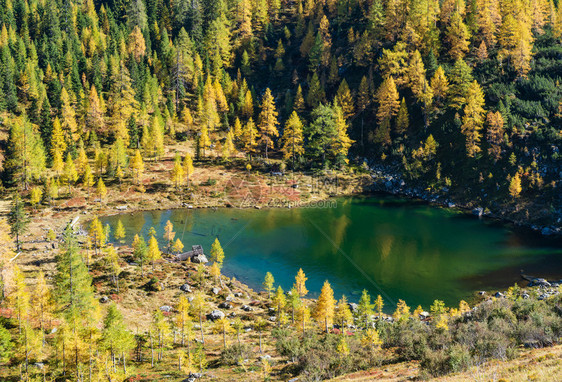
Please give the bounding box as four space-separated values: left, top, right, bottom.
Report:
199 313 205 343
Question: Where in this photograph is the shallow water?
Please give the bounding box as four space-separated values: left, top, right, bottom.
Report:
100 195 562 309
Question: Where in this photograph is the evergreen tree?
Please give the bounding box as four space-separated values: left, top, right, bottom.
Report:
8 195 28 251
280 111 305 167
5 114 46 189
258 88 279 160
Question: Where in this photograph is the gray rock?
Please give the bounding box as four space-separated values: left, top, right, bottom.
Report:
160 305 173 312
419 311 430 319
494 292 505 298
188 296 194 303
258 355 272 361
241 305 253 312
191 254 208 264
225 295 234 302
180 284 192 293
228 312 237 317
522 293 530 299
99 296 109 303
472 207 484 217
207 310 225 321
268 316 276 322
34 363 44 369
218 302 233 309
348 303 358 312
212 287 221 295
234 292 243 298
50 327 57 334
541 227 555 236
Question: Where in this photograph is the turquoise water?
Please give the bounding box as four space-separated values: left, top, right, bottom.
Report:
100 196 562 309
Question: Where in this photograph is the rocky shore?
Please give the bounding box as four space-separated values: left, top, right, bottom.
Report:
368 164 562 237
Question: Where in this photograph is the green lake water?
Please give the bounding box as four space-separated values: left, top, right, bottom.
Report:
100 195 562 309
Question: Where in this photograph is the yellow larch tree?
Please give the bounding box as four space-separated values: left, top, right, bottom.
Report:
257 88 279 160
461 81 486 158
314 280 336 333
375 77 400 124
280 111 304 166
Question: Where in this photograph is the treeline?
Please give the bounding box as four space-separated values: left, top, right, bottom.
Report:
0 0 561 208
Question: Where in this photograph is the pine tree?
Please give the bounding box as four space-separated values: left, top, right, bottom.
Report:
63 153 78 194
114 220 126 243
191 292 207 342
101 304 135 373
448 59 473 109
86 85 105 133
272 286 287 325
172 238 184 254
335 80 354 119
315 281 336 333
183 154 194 186
60 88 79 144
280 111 305 167
393 299 410 322
258 88 279 160
105 245 122 292
357 289 374 328
82 164 95 196
129 149 144 184
148 235 161 272
241 118 258 158
396 98 410 134
132 234 148 277
293 268 308 297
8 195 28 252
335 295 353 331
171 155 185 189
109 62 138 142
486 111 504 161
175 295 192 347
164 220 175 252
5 114 46 189
50 117 67 158
52 149 64 177
431 66 449 105
263 272 275 298
375 77 400 124
54 226 100 372
29 186 42 211
509 172 522 198
9 264 30 331
199 124 211 157
446 12 471 60
374 295 384 320
333 103 354 164
96 177 107 202
461 81 486 157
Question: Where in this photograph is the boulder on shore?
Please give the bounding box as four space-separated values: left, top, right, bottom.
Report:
191 254 208 264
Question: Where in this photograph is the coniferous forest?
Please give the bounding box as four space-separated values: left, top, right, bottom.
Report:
0 0 562 380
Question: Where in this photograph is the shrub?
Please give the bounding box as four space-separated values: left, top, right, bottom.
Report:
220 344 253 365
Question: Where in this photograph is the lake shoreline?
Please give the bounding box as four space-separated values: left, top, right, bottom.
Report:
368 165 562 238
